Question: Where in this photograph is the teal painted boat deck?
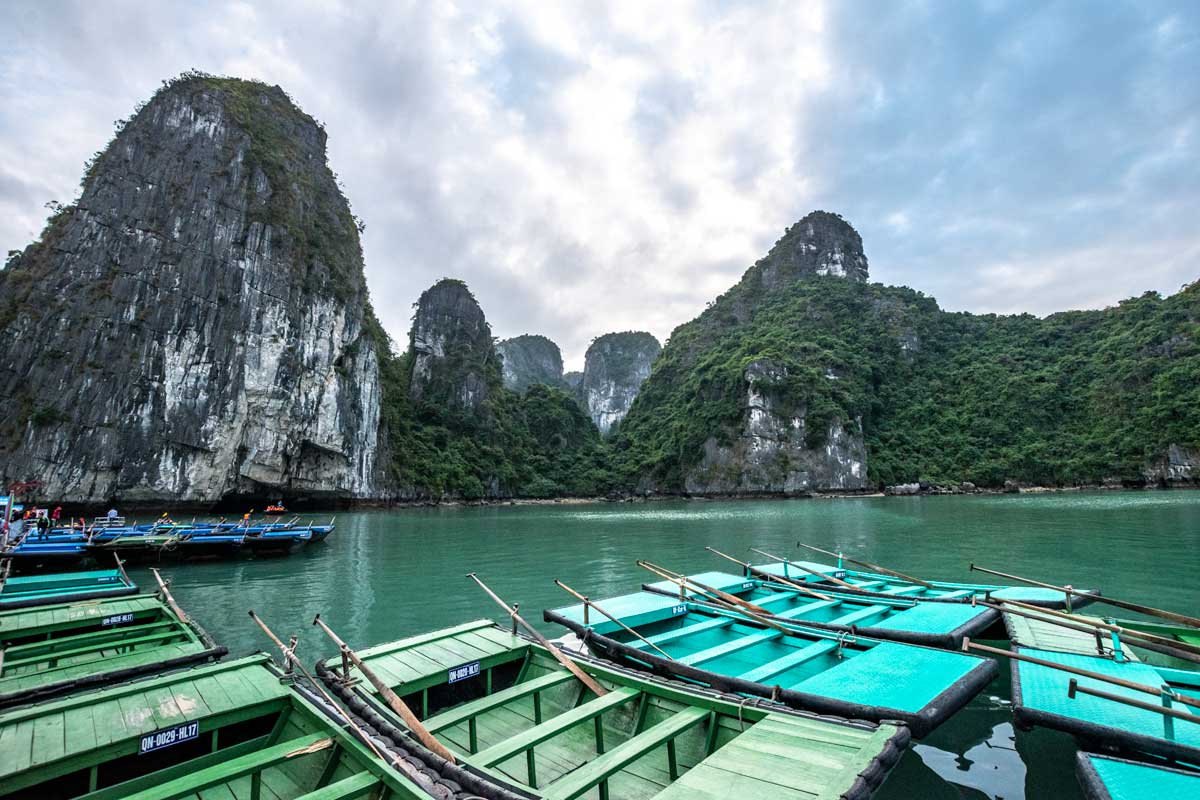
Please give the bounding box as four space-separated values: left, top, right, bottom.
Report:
549 589 995 734
643 570 993 645
0 569 136 608
323 619 908 800
1013 646 1200 756
754 560 1080 606
1077 752 1200 800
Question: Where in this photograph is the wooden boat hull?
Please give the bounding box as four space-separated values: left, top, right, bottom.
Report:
0 569 137 610
1076 752 1200 799
549 606 997 739
0 589 225 708
318 619 910 800
1010 645 1200 764
0 654 437 799
752 560 1099 610
642 570 1000 649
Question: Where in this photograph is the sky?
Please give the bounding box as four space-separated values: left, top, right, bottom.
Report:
2 1 1198 369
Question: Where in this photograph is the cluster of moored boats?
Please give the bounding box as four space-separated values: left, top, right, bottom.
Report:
0 514 336 571
0 540 1194 799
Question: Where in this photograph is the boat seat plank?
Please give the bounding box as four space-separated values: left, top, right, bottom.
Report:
116 732 332 800
880 586 925 596
542 707 710 800
738 640 838 684
4 619 182 658
827 605 890 627
474 686 639 767
630 617 732 649
678 630 781 667
356 619 496 660
937 590 973 600
425 670 574 733
2 628 191 670
773 600 839 621
293 771 380 800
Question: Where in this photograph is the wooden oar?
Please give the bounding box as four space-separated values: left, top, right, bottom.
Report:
112 553 132 587
248 611 431 785
312 614 458 763
797 541 934 589
1068 679 1200 724
993 597 1200 659
553 579 673 659
150 568 190 624
466 572 608 697
749 547 859 591
705 546 833 601
970 564 1200 629
637 560 774 616
964 639 1200 711
984 599 1200 665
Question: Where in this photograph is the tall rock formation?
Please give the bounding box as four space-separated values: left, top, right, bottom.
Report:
408 279 497 415
0 74 382 503
497 334 564 393
578 332 661 434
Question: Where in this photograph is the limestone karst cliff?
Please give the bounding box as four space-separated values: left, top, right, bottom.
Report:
408 279 496 415
578 332 661 435
497 334 565 393
0 74 383 504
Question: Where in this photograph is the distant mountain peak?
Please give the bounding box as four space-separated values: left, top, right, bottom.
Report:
753 210 869 290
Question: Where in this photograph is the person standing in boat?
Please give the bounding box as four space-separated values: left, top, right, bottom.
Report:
35 513 50 540
107 507 119 524
51 505 62 527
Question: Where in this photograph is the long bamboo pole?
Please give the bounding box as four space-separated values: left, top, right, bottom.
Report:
150 568 190 624
963 639 1200 711
797 541 934 588
749 547 859 591
1068 679 1200 724
466 573 607 697
970 564 1200 629
637 560 773 616
553 579 673 659
992 597 1200 659
705 546 833 601
312 614 458 763
636 561 799 636
983 599 1200 665
247 611 430 784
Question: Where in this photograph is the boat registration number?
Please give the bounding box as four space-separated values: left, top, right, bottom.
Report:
832 571 847 579
139 721 199 754
671 605 687 616
742 582 754 590
102 613 134 626
448 661 481 684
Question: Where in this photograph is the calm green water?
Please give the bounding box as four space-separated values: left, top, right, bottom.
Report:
129 491 1200 800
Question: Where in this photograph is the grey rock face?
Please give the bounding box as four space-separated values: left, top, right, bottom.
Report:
684 359 868 494
1144 444 1200 484
751 210 869 291
563 371 583 390
0 76 381 503
579 332 660 434
409 279 496 414
497 334 564 393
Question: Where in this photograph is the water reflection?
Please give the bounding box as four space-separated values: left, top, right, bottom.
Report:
914 722 1026 799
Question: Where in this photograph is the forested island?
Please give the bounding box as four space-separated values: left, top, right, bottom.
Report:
1 73 1196 506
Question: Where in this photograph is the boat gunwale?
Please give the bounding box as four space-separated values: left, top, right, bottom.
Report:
547 607 998 739
316 622 911 800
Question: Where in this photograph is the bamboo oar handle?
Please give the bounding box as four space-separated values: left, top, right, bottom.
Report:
796 541 933 588
312 615 458 764
706 546 833 601
466 573 608 697
750 547 857 592
963 638 1200 710
151 568 190 624
554 579 673 660
971 564 1200 629
993 597 1200 659
1068 679 1200 724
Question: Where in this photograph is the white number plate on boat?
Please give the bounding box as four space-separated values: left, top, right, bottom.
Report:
102 612 134 626
139 721 199 754
832 571 847 579
742 582 754 590
671 605 687 616
448 661 481 683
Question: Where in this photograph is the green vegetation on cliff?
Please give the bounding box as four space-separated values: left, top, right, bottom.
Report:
613 277 1200 489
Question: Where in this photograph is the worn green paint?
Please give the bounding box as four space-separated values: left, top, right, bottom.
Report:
321 619 905 800
0 654 429 799
0 569 137 608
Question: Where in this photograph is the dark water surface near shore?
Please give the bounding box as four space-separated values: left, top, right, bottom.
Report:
129 491 1200 799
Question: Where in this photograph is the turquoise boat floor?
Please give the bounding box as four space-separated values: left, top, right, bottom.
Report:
1077 752 1200 799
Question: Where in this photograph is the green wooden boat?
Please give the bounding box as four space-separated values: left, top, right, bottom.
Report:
0 592 225 708
0 654 437 799
1010 644 1200 764
641 570 999 649
1117 618 1200 649
0 568 138 610
318 618 910 800
750 559 1097 609
1076 752 1200 799
546 591 997 738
